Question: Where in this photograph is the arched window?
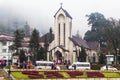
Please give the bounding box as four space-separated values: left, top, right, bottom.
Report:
58 23 60 45
64 23 65 46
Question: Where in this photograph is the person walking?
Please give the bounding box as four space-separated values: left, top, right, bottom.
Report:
27 61 31 69
23 61 27 69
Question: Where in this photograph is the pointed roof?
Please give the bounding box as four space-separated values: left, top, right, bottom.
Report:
54 7 72 19
49 45 69 52
69 36 89 48
86 41 99 50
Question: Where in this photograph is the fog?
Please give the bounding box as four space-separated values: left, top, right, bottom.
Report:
0 0 120 37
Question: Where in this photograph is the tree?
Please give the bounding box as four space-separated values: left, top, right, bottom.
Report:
103 19 120 65
49 27 53 43
13 29 25 51
37 47 45 60
44 35 49 60
19 50 26 63
84 12 108 41
99 52 106 64
29 29 40 63
79 46 87 62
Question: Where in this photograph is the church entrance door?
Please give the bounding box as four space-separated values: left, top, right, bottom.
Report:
55 51 62 64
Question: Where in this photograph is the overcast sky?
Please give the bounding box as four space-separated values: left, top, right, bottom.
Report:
0 0 120 37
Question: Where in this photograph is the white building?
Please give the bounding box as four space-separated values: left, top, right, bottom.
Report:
0 34 14 61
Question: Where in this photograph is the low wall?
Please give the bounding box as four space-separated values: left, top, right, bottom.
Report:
27 78 120 80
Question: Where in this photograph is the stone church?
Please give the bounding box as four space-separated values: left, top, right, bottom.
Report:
47 6 100 63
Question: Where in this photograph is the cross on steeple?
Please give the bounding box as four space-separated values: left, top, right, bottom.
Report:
60 2 63 8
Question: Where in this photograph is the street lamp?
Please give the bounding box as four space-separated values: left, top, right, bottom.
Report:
27 53 31 61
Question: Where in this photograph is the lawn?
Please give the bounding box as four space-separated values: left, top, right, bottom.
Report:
11 70 120 79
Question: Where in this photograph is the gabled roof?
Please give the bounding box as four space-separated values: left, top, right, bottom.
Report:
49 45 69 52
69 36 89 48
0 35 14 41
70 36 99 50
54 7 72 19
86 41 99 50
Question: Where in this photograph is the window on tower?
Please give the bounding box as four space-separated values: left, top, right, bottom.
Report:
58 23 60 45
64 23 65 47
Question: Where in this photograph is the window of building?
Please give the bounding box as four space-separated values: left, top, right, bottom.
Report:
64 23 65 47
2 49 6 53
58 23 60 45
70 22 72 36
2 42 7 46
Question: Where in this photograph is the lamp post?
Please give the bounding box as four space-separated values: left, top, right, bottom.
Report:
27 53 31 61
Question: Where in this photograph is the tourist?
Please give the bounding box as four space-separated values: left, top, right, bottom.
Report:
27 61 31 69
23 61 27 69
0 62 2 68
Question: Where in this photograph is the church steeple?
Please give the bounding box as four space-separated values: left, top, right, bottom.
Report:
54 3 72 19
54 5 72 47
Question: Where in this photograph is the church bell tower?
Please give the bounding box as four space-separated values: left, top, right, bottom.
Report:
54 4 72 50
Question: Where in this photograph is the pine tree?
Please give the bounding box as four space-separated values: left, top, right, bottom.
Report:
14 29 24 51
19 50 26 63
44 35 49 60
37 47 45 60
29 29 40 63
79 46 87 62
49 27 53 43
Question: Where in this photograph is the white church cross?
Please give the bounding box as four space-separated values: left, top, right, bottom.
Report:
60 2 63 8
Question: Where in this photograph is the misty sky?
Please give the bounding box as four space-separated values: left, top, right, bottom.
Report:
0 0 120 37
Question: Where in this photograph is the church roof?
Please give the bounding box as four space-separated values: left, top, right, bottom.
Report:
70 36 89 48
70 36 99 50
54 7 72 19
86 41 99 50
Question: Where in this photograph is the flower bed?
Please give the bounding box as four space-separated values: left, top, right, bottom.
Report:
28 74 44 79
11 70 120 79
87 71 104 77
67 71 83 78
22 70 39 75
22 70 44 79
44 71 64 78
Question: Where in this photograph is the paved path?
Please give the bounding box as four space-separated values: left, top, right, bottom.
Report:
0 69 12 80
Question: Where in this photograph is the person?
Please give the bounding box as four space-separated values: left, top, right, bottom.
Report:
0 62 1 68
73 64 76 70
51 64 54 70
27 61 31 69
66 63 69 70
17 61 20 69
8 62 11 78
23 61 27 69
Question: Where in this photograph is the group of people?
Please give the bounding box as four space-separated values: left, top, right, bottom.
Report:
0 60 5 68
16 61 31 69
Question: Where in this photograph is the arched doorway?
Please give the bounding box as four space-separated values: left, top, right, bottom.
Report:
55 51 62 64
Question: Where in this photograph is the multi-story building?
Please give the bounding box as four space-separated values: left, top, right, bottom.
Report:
0 34 14 62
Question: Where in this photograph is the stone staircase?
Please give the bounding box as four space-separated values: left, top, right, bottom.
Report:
59 65 67 70
0 69 12 80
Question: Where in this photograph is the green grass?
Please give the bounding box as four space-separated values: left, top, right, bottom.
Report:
12 71 29 79
103 72 120 78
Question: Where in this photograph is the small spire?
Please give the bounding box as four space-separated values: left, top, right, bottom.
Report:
60 2 63 8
